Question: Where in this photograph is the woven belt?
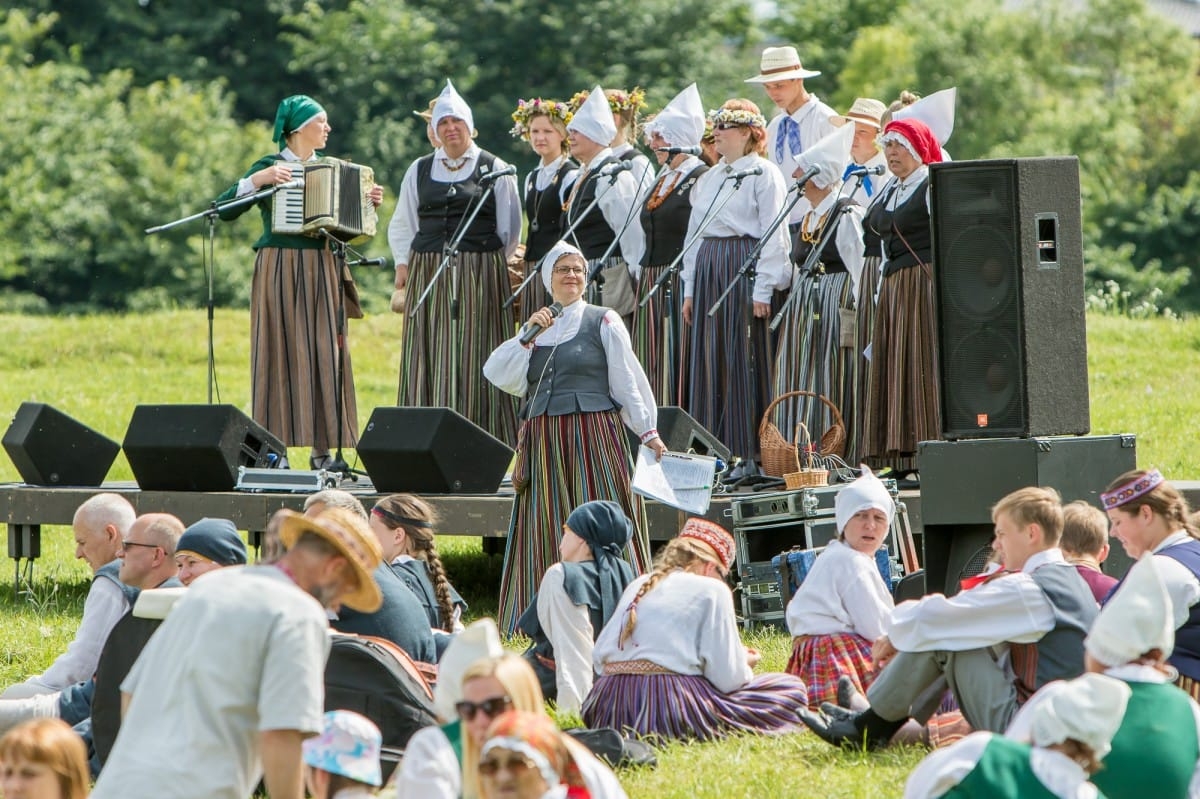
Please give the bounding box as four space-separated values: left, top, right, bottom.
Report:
602 659 673 676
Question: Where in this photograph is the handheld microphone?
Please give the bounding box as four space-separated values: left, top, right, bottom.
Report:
792 164 821 186
726 165 764 182
518 301 564 345
598 160 633 177
276 179 305 190
847 164 887 177
654 146 702 157
478 164 517 183
349 257 389 267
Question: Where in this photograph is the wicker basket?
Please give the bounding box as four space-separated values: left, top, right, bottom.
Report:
782 423 828 489
759 390 847 478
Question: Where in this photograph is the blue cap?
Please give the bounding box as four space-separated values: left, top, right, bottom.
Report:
177 518 247 566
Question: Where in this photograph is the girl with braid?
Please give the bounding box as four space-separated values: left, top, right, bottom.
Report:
583 518 809 741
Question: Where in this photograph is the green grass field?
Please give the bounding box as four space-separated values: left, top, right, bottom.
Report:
0 309 1195 797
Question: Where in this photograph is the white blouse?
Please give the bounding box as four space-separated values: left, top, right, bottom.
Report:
536 563 596 715
785 539 893 642
764 95 839 223
482 299 659 441
561 147 646 277
523 154 576 196
387 142 522 264
796 188 866 301
681 153 792 303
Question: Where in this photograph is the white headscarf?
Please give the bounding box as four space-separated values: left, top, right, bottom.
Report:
540 240 586 292
567 85 617 148
645 83 705 149
1085 553 1174 666
432 79 474 136
796 123 854 190
835 465 895 534
1023 673 1131 758
893 87 956 146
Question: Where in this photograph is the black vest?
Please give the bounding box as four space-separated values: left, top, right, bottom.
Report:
881 177 932 276
1159 540 1200 680
792 197 856 273
640 166 708 267
524 159 576 262
521 304 618 419
1009 562 1098 702
563 157 619 259
861 182 891 259
412 152 503 254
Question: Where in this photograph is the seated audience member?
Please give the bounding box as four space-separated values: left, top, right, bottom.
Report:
3 494 136 700
585 519 809 742
1060 500 1117 604
395 636 625 799
803 487 1097 748
1025 554 1200 798
903 673 1130 799
517 500 638 713
785 467 895 708
0 718 90 799
477 711 581 799
370 494 468 634
302 710 384 799
173 517 248 586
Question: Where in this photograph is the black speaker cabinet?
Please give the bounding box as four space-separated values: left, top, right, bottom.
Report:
357 407 514 494
918 434 1137 594
930 157 1090 439
2 402 119 486
626 406 730 462
123 404 285 491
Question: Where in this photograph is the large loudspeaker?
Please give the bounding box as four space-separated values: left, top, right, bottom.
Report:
930 157 1090 439
918 435 1137 595
123 404 285 491
626 406 730 462
2 402 120 487
357 407 514 494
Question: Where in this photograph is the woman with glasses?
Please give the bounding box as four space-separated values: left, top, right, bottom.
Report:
680 99 791 476
584 518 809 741
485 241 666 635
393 653 625 799
477 711 579 799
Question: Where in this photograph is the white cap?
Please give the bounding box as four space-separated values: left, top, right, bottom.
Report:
540 240 586 292
1085 553 1174 666
835 465 895 534
432 79 474 137
567 85 617 148
892 87 956 146
1025 674 1131 758
645 83 705 148
796 123 854 190
432 617 503 721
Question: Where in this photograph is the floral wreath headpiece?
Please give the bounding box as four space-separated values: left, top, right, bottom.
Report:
707 107 767 129
569 87 647 115
510 98 574 139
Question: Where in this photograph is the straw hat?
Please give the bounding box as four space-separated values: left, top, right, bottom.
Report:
832 97 887 131
744 46 820 83
278 508 383 612
413 98 437 123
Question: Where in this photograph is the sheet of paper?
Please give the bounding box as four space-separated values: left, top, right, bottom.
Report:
631 447 718 515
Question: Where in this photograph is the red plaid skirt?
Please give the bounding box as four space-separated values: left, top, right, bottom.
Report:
785 632 875 709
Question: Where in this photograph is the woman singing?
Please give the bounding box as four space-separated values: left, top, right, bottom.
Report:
215 95 382 470
484 240 665 634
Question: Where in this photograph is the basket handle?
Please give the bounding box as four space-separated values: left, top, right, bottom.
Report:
793 423 815 470
761 389 846 434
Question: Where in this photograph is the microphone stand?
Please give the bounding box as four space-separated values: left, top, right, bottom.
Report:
145 182 292 404
575 168 632 308
503 186 604 311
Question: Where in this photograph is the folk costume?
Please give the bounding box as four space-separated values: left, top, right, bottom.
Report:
215 95 358 455
833 98 890 208
893 87 958 164
484 241 657 635
389 80 522 445
634 84 709 406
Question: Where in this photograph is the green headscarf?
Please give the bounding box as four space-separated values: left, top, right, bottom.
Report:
272 95 325 148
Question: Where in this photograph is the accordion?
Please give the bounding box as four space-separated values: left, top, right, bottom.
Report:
271 157 377 245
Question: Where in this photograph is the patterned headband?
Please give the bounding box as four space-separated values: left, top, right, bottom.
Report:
1100 469 1165 510
679 518 735 571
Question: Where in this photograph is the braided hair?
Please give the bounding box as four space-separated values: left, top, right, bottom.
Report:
617 537 723 647
373 493 457 631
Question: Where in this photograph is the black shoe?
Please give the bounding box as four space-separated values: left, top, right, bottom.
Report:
310 454 335 471
798 707 866 748
819 702 856 722
836 675 860 710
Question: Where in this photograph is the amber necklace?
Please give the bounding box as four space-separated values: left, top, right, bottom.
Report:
798 208 831 244
645 170 683 213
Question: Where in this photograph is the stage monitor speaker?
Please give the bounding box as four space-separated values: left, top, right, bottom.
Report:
627 406 730 462
930 157 1090 439
357 407 514 494
122 404 285 491
2 402 120 487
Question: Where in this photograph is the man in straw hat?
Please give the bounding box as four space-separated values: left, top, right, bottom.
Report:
91 509 383 799
744 45 838 225
831 97 888 206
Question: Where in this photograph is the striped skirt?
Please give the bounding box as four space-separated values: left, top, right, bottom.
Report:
852 255 883 464
785 632 875 709
398 250 518 445
250 246 357 451
632 264 689 407
687 237 774 460
863 263 941 472
497 410 650 634
771 270 856 461
520 258 552 319
582 671 809 743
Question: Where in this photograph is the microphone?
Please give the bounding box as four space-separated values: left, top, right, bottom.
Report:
478 164 517 183
349 257 389 267
654 146 702 157
598 160 633 177
847 164 887 177
518 301 564 345
792 164 821 186
726 165 764 182
276 179 305 190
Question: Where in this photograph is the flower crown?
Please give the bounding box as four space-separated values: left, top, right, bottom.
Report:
707 107 767 128
569 87 647 115
510 98 573 139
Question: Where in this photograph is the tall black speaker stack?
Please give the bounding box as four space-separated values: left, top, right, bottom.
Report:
920 157 1136 594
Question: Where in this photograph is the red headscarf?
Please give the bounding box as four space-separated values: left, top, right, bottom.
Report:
882 118 943 166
